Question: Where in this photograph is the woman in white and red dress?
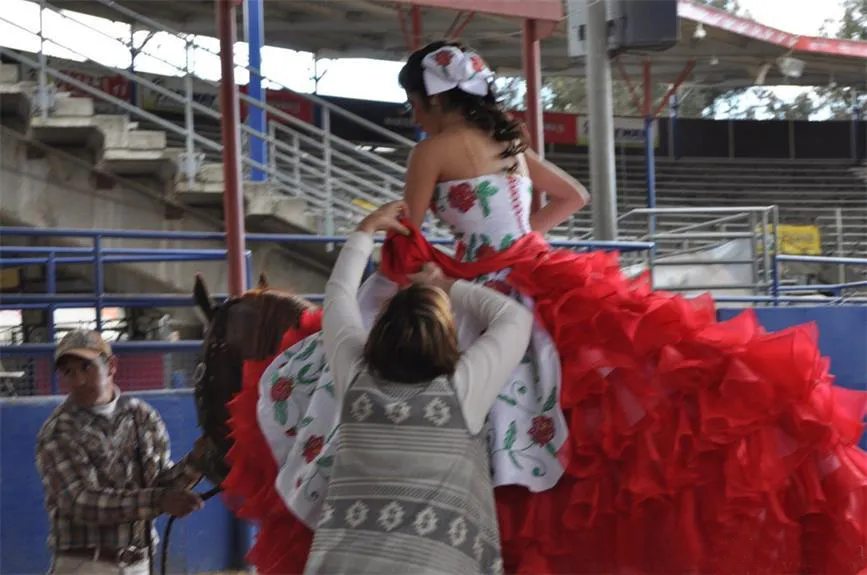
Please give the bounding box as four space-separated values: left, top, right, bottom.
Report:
223 40 867 574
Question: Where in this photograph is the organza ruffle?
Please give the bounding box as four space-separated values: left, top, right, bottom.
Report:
222 309 321 575
223 224 867 574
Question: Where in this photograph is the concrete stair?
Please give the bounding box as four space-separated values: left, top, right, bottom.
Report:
0 62 317 238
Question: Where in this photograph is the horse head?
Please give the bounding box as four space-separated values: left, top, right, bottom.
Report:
191 272 316 485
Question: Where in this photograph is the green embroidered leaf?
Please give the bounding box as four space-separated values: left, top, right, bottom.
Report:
499 234 515 251
504 420 517 450
480 234 492 245
282 349 296 360
316 455 334 468
298 416 314 428
271 372 280 385
467 234 478 258
532 466 545 477
480 198 492 218
517 385 527 395
475 181 499 199
542 387 557 412
323 382 335 397
508 451 523 470
325 425 338 443
497 394 517 406
297 364 319 385
545 443 557 458
296 339 318 361
274 400 288 426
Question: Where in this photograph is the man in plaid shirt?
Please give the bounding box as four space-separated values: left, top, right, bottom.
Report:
36 330 207 574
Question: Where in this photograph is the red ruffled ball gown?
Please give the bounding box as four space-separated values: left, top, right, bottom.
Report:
223 172 867 574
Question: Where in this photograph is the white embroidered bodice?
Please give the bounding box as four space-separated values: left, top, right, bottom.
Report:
429 173 534 262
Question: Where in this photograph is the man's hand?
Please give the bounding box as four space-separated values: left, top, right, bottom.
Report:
159 489 204 518
357 201 410 236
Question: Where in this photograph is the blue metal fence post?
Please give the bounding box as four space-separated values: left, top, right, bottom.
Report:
670 93 679 159
47 253 58 394
245 0 267 181
93 236 104 331
245 252 254 289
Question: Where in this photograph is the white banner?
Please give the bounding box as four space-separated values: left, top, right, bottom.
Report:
576 115 658 148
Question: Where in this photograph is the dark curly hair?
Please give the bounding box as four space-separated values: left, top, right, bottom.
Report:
398 40 527 161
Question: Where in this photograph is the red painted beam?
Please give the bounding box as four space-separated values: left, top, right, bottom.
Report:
654 60 695 117
394 0 562 25
216 0 247 296
522 19 543 214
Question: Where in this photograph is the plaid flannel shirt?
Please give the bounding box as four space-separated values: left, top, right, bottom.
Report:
35 393 202 554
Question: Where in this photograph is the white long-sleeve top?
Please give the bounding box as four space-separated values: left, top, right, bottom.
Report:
322 231 534 434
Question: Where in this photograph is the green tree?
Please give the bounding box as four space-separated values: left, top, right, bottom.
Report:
814 0 866 119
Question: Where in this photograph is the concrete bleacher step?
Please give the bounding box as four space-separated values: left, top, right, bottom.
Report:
0 63 178 182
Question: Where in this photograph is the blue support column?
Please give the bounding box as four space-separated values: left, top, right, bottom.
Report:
644 115 656 210
670 93 679 159
852 98 862 163
246 0 267 181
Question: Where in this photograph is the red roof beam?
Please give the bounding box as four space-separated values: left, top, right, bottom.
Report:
392 0 562 25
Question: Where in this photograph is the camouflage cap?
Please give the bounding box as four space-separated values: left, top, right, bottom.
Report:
55 329 112 363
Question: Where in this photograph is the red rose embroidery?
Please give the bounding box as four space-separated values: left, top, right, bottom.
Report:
270 377 294 401
434 50 453 67
303 435 324 463
470 55 486 73
483 279 512 295
448 183 476 213
528 416 555 446
475 244 496 260
295 477 303 488
285 427 298 437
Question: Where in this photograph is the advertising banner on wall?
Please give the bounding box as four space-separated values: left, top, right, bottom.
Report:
509 110 578 146
576 115 658 148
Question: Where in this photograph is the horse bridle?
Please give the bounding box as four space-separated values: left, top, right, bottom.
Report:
161 296 244 575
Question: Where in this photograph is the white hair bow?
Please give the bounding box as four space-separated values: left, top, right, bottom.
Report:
421 46 494 97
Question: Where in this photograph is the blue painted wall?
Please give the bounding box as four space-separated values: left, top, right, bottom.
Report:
0 390 239 575
1 308 865 574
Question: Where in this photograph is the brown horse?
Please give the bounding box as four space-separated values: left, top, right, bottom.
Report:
191 272 316 485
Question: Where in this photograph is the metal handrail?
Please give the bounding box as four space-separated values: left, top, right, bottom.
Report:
77 0 418 149
7 1 415 236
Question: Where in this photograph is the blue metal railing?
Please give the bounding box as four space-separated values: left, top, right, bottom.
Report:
3 226 866 394
0 226 654 394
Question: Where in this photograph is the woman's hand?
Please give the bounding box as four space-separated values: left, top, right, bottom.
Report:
409 262 455 293
356 201 410 236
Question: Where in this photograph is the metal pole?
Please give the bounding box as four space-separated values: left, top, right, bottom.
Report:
184 39 196 194
522 19 544 214
245 0 267 181
669 92 678 159
323 108 335 252
585 0 617 240
47 253 58 394
835 207 845 284
93 236 104 331
129 26 137 107
216 0 248 297
643 61 656 255
851 90 861 163
37 0 48 119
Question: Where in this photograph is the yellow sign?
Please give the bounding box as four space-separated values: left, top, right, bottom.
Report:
0 268 20 290
757 224 822 256
352 198 377 212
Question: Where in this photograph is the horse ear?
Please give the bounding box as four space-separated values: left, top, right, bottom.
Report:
193 274 215 323
258 272 269 290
